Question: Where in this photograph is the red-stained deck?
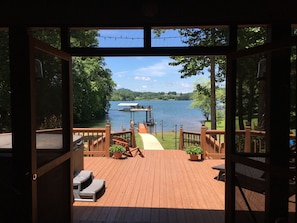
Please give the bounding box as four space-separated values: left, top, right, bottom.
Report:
73 150 225 223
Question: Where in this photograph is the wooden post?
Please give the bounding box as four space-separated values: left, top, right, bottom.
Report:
244 125 251 153
130 126 136 147
178 126 183 150
200 125 207 153
105 122 111 157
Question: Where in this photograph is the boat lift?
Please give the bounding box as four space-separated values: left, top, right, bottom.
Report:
117 103 155 126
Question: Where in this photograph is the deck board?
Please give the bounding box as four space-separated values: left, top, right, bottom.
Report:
73 150 225 223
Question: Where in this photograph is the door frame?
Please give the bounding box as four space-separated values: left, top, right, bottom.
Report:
29 36 73 222
225 33 297 222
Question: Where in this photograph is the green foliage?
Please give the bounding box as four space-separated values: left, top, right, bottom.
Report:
191 78 225 121
111 88 192 101
185 145 203 155
166 28 227 130
0 31 11 132
69 31 116 123
109 144 126 153
135 133 144 150
40 115 62 129
32 29 116 125
164 27 269 130
168 28 227 80
72 56 116 122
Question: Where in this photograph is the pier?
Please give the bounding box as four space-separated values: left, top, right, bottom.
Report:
118 103 155 127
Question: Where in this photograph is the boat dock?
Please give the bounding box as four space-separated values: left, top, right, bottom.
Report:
118 103 155 127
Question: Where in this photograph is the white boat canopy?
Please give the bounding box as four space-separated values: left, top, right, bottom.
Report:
118 103 139 107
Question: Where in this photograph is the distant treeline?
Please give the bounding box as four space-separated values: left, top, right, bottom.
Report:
111 88 193 101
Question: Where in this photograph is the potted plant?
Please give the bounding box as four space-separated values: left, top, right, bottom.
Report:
109 144 126 159
185 145 203 161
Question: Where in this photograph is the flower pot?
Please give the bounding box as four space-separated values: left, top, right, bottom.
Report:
113 152 123 159
189 154 199 161
189 153 204 161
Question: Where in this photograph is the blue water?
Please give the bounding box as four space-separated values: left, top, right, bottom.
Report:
82 100 204 132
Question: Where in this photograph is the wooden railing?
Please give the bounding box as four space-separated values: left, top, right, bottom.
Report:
35 125 296 160
179 125 272 159
73 126 111 157
73 124 137 157
111 127 137 148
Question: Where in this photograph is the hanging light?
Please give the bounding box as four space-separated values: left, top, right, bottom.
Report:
35 58 43 79
256 57 266 80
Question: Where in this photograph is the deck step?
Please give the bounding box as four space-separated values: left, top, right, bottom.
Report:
73 170 92 187
78 179 106 202
73 170 105 202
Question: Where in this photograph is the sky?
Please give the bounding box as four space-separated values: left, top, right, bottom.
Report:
103 56 199 93
99 29 208 93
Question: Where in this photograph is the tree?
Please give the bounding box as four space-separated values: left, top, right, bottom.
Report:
0 31 11 132
31 29 116 125
72 57 115 122
168 27 227 129
165 27 267 130
191 78 225 122
236 27 266 129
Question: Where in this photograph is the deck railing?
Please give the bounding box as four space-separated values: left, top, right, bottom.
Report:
178 125 278 159
73 124 137 157
73 126 110 157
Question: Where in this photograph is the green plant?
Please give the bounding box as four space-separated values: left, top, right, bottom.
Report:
185 145 203 155
109 144 126 153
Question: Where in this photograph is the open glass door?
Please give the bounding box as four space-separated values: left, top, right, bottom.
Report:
226 27 297 223
30 37 73 222
230 51 268 223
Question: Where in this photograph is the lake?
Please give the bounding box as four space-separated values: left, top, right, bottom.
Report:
79 100 204 133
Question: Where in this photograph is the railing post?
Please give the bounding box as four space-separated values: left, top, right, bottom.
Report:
130 126 136 147
105 121 111 157
201 125 207 153
244 125 251 153
179 126 183 150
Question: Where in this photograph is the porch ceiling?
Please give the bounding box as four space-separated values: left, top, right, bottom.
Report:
1 2 297 27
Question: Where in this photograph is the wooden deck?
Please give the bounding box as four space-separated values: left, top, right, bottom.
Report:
73 150 225 223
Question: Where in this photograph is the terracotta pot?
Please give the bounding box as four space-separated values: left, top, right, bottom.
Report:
189 154 199 161
113 152 123 159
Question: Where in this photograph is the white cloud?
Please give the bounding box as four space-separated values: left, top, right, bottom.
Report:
135 59 178 77
134 76 151 81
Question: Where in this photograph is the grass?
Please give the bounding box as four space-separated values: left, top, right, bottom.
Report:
135 133 144 149
136 131 179 150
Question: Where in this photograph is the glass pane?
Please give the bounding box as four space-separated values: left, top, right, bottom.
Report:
234 158 266 223
235 54 267 155
289 44 297 223
235 186 265 222
70 27 230 48
99 29 143 47
34 49 64 167
237 26 267 50
0 29 12 152
31 28 61 49
234 35 268 221
152 27 229 47
70 29 144 48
